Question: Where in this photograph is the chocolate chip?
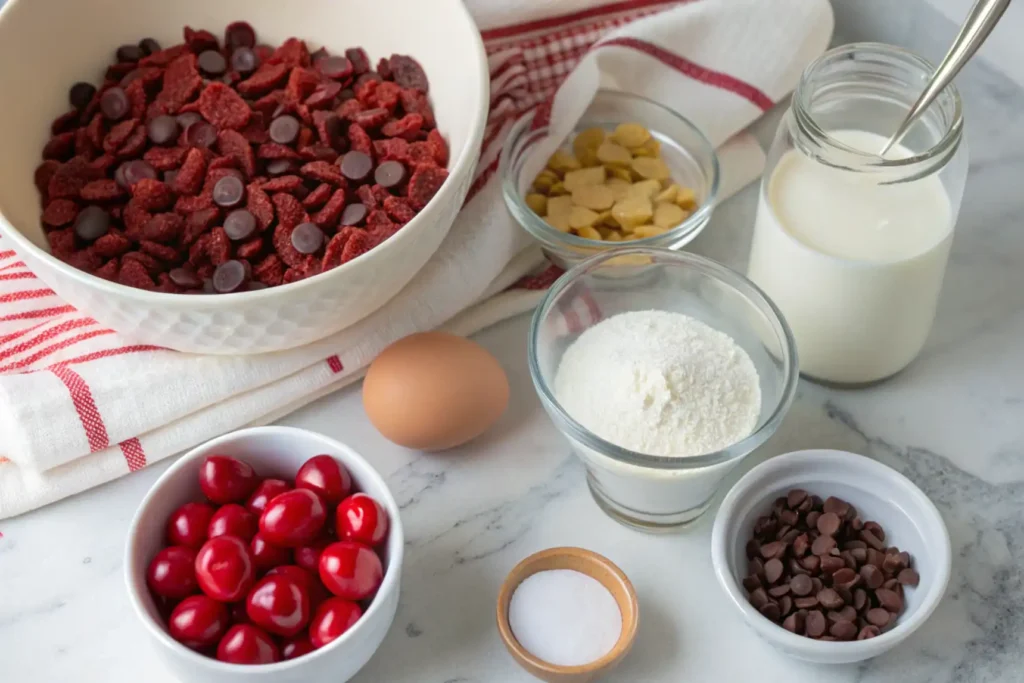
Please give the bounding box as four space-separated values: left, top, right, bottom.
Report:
805 511 820 529
139 38 161 55
742 575 762 592
116 160 157 189
823 496 849 517
147 115 180 146
830 620 857 640
749 557 765 580
794 596 819 610
806 610 827 638
779 509 799 527
318 56 353 80
788 558 809 577
231 47 259 76
198 50 228 77
340 202 368 227
290 222 324 254
866 608 890 627
800 555 820 573
859 529 885 550
790 574 813 597
212 260 247 293
269 115 300 145
184 121 218 149
876 588 902 612
749 588 769 610
811 535 836 556
266 159 296 176
857 625 880 640
374 160 406 188
100 87 129 121
898 568 920 587
864 521 885 542
768 584 791 598
830 605 857 623
213 176 245 208
832 568 858 590
69 82 96 111
74 206 110 242
760 602 781 622
820 555 845 574
746 539 761 560
168 267 202 289
792 533 810 557
782 611 805 634
177 112 202 130
116 44 144 63
817 588 844 610
859 564 883 590
224 210 257 241
786 489 807 508
816 512 841 537
778 595 793 617
339 150 373 182
246 281 268 291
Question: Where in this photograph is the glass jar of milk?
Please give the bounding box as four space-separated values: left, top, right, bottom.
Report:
747 43 967 386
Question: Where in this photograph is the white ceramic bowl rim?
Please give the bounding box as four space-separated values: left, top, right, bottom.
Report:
527 246 799 470
710 449 952 655
0 0 488 306
123 426 405 673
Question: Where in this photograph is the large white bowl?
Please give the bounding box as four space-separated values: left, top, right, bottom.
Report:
125 427 404 683
0 0 487 354
711 449 951 664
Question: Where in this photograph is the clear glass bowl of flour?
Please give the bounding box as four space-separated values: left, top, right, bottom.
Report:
528 247 798 532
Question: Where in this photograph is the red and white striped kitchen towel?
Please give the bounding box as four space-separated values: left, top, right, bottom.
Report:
0 0 833 518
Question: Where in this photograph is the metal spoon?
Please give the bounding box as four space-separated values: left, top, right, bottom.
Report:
879 0 1011 156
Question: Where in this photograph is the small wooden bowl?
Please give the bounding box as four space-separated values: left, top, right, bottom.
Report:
496 547 639 683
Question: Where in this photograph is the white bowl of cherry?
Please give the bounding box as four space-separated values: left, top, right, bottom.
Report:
124 426 403 683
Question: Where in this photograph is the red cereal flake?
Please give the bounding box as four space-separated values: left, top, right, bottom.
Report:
202 167 245 194
207 227 232 265
374 137 410 163
173 148 208 195
80 179 126 202
300 160 345 186
145 100 171 122
125 80 148 119
158 54 203 113
51 109 80 135
140 240 181 262
400 88 435 128
175 193 215 214
48 157 102 200
351 107 389 129
271 192 307 229
184 26 219 53
236 236 264 260
207 156 237 172
253 253 285 286
239 112 269 144
130 67 165 91
381 113 423 141
355 184 378 209
312 188 346 229
346 48 370 75
302 182 333 209
373 82 402 112
389 54 429 92
306 82 341 110
144 146 189 171
85 114 105 150
336 98 365 122
143 213 185 242
188 234 211 267
90 154 119 175
312 110 338 146
257 142 301 160
259 175 304 193
367 220 400 247
348 123 373 156
182 206 221 244
269 38 311 68
117 125 149 159
427 129 449 166
355 72 383 89
320 229 350 270
67 248 103 273
376 58 392 81
246 185 275 230
272 222 304 267
103 119 140 154
177 99 202 115
407 141 438 167
93 229 133 258
296 126 315 149
383 196 416 224
355 79 379 107
237 63 290 97
366 209 395 229
299 144 340 162
93 258 120 281
155 272 183 293
132 178 175 211
122 199 153 238
74 127 97 160
47 227 76 256
285 67 320 103
216 129 256 178
251 91 283 116
118 257 156 290
42 199 79 226
340 227 372 264
34 160 60 198
198 82 251 130
407 165 448 210
123 250 163 275
140 44 191 68
43 132 76 161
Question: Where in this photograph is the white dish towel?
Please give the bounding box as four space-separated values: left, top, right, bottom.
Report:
0 0 833 518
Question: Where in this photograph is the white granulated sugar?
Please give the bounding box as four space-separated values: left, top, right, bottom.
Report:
554 310 761 456
508 569 622 667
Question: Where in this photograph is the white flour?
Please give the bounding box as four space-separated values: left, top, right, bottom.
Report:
554 310 761 457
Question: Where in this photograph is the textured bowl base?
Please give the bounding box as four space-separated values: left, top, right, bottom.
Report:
586 475 715 533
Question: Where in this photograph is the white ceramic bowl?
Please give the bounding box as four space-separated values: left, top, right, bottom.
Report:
0 0 487 354
711 449 950 664
125 426 404 683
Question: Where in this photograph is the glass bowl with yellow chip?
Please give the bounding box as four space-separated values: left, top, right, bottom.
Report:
501 90 720 268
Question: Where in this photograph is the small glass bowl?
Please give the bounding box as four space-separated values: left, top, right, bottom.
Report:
501 90 720 269
528 247 799 532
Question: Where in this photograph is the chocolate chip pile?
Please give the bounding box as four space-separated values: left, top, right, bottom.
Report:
743 490 920 641
36 23 449 293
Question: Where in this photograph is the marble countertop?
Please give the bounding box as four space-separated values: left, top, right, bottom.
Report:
3 17 1024 683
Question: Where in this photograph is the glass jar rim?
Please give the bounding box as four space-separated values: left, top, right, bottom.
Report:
791 42 964 175
527 247 799 471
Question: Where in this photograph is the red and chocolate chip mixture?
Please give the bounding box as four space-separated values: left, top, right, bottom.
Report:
743 490 920 642
148 453 391 664
36 23 450 293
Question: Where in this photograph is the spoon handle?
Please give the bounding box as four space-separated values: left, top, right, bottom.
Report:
880 0 1011 155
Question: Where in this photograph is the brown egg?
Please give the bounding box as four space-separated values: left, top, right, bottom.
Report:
363 332 510 451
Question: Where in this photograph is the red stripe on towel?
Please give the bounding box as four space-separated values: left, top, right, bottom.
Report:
50 364 109 452
119 437 147 471
327 355 343 373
